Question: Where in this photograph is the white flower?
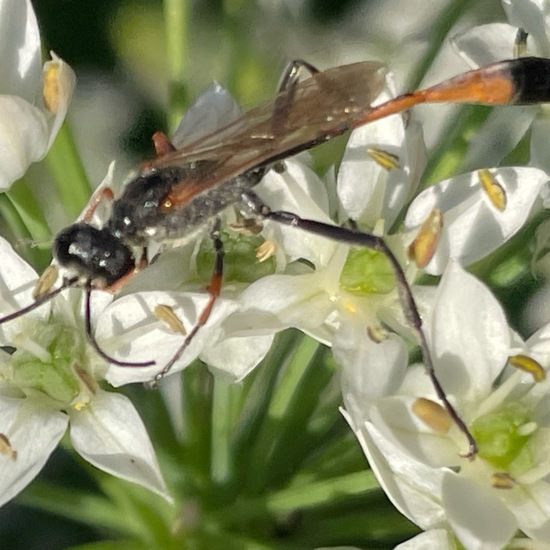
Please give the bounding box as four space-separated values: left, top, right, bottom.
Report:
0 237 170 506
404 166 550 275
0 0 75 189
337 78 426 229
342 261 550 549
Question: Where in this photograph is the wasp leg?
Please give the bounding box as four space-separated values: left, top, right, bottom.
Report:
240 190 478 458
81 187 115 224
277 59 321 93
153 218 225 382
271 59 321 137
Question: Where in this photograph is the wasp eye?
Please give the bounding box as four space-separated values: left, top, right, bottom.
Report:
53 223 135 286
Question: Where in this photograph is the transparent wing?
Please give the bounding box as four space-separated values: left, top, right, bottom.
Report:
150 61 387 206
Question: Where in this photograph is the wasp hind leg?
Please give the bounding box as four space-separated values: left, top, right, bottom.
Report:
271 59 321 137
240 189 478 458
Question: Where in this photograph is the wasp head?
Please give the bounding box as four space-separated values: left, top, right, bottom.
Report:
53 223 135 287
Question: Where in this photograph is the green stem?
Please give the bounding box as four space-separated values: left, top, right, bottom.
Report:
217 470 380 525
5 180 52 269
210 378 235 485
405 0 476 91
163 0 189 131
45 122 92 220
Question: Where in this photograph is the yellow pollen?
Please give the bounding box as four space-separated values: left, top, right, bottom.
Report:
367 147 401 170
412 397 452 434
509 354 546 382
43 64 61 113
155 304 186 335
478 169 507 211
256 240 276 262
342 300 357 314
33 265 59 299
73 401 87 411
367 326 387 342
408 209 443 268
492 472 516 489
0 433 17 461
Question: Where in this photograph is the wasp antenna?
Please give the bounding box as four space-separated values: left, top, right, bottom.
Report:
0 276 79 325
83 285 155 368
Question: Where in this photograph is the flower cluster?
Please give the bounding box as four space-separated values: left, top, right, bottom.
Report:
2 0 550 548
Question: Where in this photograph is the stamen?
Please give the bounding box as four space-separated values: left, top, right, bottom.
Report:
367 326 387 343
408 209 443 268
509 354 546 382
229 218 263 235
492 472 515 489
0 433 17 461
517 421 537 437
155 304 187 335
412 397 453 434
256 240 276 262
514 28 529 58
478 169 507 211
33 265 59 299
42 63 61 113
367 146 401 170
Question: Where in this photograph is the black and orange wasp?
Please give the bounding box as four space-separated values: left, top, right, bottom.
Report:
3 54 550 456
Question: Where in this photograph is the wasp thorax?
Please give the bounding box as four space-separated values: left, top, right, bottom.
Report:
53 223 135 287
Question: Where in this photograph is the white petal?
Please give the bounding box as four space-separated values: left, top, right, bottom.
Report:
369 396 460 466
395 529 454 550
337 329 408 422
342 412 447 530
442 472 517 550
432 262 511 400
452 24 520 67
512 480 550 541
69 390 170 500
0 96 48 189
338 83 425 227
0 0 41 99
239 272 335 331
99 291 239 386
0 396 67 507
405 168 549 275
0 237 49 343
203 333 274 381
256 158 336 266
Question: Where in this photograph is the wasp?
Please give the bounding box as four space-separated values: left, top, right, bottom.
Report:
2 55 550 456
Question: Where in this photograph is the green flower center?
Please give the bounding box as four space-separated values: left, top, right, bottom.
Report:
197 229 277 284
10 319 92 407
471 401 536 474
339 248 396 295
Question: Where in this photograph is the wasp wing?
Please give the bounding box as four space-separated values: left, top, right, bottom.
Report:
152 61 387 207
